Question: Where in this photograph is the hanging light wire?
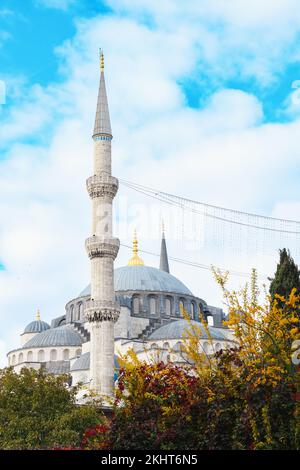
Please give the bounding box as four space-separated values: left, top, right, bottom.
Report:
119 179 300 235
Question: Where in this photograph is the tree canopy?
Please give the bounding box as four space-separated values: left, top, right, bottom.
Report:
0 368 103 449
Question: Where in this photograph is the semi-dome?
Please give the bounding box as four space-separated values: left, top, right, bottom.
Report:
79 265 192 297
149 319 227 341
23 319 50 334
23 326 82 348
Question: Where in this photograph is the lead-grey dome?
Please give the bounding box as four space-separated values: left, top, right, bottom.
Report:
23 326 82 348
79 265 192 297
149 319 226 341
23 320 50 334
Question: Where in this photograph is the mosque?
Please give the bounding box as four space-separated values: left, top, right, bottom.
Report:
6 53 235 395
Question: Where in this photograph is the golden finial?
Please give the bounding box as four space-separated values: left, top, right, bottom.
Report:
128 230 144 266
100 49 104 72
36 309 41 321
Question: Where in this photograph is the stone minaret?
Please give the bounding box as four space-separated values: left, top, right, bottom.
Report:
85 52 120 397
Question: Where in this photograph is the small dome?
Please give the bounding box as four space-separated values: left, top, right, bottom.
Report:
71 352 120 372
23 326 82 348
149 319 227 341
79 265 192 297
23 320 50 334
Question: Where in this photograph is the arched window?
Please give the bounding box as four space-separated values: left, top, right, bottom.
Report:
70 305 74 323
150 343 158 350
165 297 172 316
27 351 33 362
50 349 57 361
18 353 23 363
12 355 16 365
203 342 210 354
191 302 196 320
78 303 83 321
207 316 214 326
133 296 140 315
63 349 69 360
75 349 81 357
179 299 185 316
198 304 204 320
163 342 170 350
149 296 156 315
215 343 222 352
38 350 45 362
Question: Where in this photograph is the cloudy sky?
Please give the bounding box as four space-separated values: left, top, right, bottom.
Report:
1 0 300 365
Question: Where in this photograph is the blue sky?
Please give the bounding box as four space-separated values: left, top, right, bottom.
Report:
1 0 300 120
1 0 300 364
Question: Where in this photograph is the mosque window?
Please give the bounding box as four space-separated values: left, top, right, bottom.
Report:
150 343 158 350
50 349 57 361
179 299 185 316
63 349 69 360
203 342 210 354
70 305 74 322
18 353 23 363
133 296 140 315
207 315 214 326
191 302 196 319
198 304 204 320
149 296 156 315
38 350 45 362
78 303 83 321
27 351 33 362
165 297 172 316
215 343 222 352
163 342 170 350
75 349 81 357
12 355 16 365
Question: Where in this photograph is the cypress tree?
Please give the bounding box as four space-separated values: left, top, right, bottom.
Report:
269 248 300 303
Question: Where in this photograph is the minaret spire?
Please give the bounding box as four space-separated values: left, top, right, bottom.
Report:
159 221 170 273
93 50 112 138
85 52 120 398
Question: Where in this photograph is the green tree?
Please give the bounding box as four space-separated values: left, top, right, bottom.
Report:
0 367 103 449
269 248 300 305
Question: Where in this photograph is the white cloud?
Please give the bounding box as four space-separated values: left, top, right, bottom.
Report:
108 0 300 85
1 4 300 363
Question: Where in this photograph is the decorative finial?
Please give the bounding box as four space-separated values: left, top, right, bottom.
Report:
100 49 104 72
161 218 165 235
36 309 41 321
128 230 144 266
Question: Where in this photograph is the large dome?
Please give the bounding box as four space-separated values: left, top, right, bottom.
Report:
23 326 82 348
79 265 192 297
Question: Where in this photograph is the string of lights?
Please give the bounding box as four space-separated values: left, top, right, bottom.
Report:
120 179 300 235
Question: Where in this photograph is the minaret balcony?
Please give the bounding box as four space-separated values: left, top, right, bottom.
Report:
85 236 120 260
85 299 120 323
86 175 118 199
